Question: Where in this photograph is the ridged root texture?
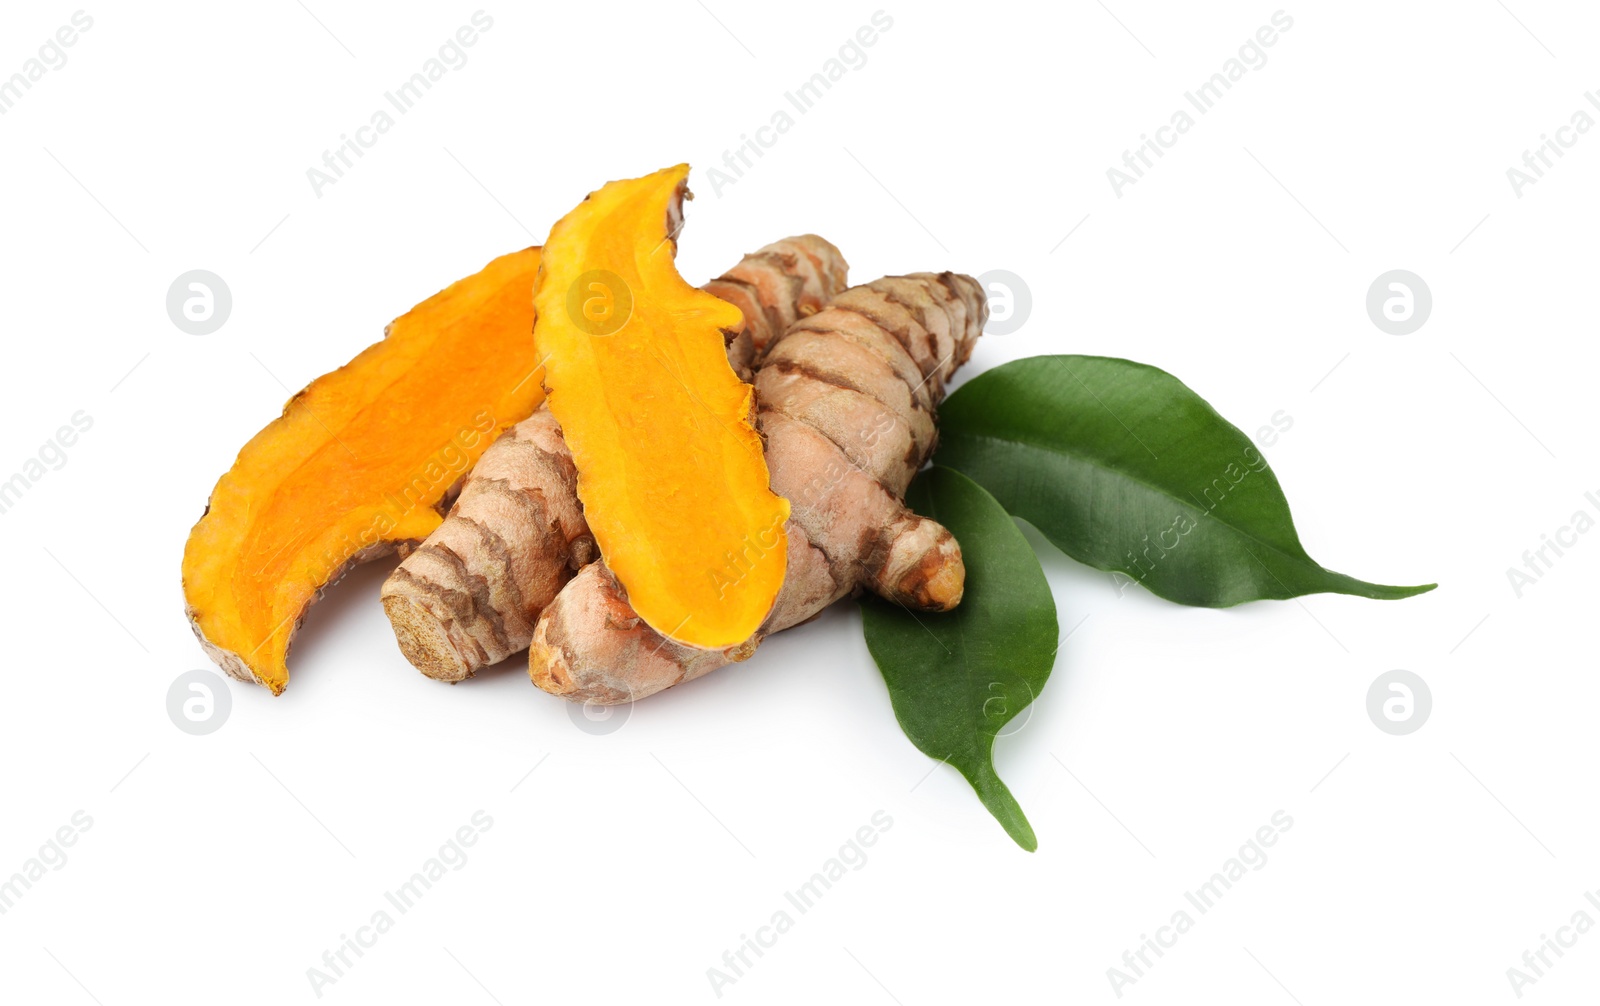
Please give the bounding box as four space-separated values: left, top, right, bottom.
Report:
531 271 988 704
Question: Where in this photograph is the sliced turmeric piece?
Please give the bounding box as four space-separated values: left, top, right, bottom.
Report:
533 165 789 649
182 248 546 694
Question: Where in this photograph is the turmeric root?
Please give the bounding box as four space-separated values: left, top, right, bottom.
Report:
530 271 988 704
182 248 547 694
381 234 849 681
533 165 792 650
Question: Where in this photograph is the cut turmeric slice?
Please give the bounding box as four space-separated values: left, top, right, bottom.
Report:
533 165 788 649
182 247 546 694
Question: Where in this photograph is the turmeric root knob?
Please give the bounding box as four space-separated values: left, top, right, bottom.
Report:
530 271 988 705
871 510 965 611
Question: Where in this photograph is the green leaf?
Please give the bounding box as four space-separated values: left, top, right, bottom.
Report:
860 466 1058 851
934 355 1436 607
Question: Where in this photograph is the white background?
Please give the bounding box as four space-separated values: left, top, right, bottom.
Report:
0 1 1595 1003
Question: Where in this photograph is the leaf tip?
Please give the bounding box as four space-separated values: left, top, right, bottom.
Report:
968 761 1038 851
1367 580 1439 600
999 807 1037 851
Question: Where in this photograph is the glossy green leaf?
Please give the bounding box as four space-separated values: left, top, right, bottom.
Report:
935 355 1435 607
860 466 1058 851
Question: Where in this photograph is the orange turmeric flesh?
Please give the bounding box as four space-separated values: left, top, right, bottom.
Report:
533 166 788 649
182 248 546 694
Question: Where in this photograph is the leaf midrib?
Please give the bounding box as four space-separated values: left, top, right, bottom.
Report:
917 485 992 769
904 476 1032 767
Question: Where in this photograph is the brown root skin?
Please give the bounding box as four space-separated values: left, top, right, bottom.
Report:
708 234 850 379
383 235 849 681
528 563 741 703
530 271 988 705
